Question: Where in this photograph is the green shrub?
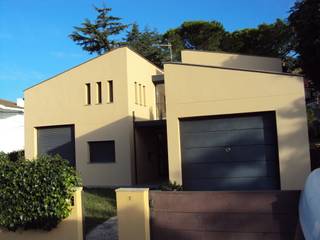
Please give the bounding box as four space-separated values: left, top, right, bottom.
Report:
7 150 25 162
0 152 10 163
0 154 81 231
160 181 183 191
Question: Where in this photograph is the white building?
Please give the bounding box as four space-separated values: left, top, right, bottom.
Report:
0 98 24 153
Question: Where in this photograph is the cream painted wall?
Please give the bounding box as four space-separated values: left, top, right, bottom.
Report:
126 48 162 120
164 63 310 190
24 47 162 187
25 47 133 186
181 50 283 72
125 48 163 183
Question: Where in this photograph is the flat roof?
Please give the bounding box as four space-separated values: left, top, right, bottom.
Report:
181 49 281 61
164 62 302 77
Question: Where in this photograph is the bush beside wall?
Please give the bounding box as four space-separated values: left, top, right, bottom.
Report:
0 154 81 231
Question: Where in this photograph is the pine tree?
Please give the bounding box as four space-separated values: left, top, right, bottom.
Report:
125 23 168 67
69 6 128 55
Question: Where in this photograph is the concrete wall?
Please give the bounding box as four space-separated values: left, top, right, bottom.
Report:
116 188 150 240
0 188 83 240
0 111 24 152
126 48 161 120
125 48 163 183
164 63 310 190
24 47 162 187
181 50 283 72
24 47 132 186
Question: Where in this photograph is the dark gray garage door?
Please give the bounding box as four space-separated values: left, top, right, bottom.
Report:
180 112 280 190
37 125 75 166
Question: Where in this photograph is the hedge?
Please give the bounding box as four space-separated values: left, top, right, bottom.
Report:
0 154 81 231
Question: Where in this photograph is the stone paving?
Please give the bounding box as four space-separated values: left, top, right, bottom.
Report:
86 217 118 240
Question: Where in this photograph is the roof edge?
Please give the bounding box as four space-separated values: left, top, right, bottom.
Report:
164 62 303 77
24 46 163 92
181 49 282 61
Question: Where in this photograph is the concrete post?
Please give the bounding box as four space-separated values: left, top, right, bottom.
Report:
116 188 150 240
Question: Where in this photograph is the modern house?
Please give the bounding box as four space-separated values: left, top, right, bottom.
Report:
24 47 310 190
0 98 24 153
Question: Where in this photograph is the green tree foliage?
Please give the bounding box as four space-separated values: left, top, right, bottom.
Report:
289 0 320 89
163 20 294 65
125 23 168 67
69 6 128 55
0 154 81 231
221 19 293 58
163 21 226 61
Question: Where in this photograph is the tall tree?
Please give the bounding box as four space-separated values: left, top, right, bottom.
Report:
69 6 128 55
289 0 320 89
163 21 226 61
125 23 169 67
221 19 293 58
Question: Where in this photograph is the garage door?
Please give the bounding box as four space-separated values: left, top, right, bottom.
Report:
37 125 75 166
180 112 279 190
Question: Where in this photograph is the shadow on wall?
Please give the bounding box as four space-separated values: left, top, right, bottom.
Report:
42 115 166 187
0 219 83 240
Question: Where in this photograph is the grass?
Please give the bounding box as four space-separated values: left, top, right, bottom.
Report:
83 188 117 235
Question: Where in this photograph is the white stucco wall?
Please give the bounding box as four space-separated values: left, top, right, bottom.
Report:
0 111 24 153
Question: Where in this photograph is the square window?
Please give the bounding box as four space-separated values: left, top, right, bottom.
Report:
88 141 115 163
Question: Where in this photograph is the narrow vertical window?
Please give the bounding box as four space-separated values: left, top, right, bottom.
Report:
143 85 146 106
134 82 138 104
85 83 91 105
139 84 142 105
96 82 102 104
107 80 113 103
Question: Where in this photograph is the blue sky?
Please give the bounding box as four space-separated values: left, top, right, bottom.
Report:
0 0 296 101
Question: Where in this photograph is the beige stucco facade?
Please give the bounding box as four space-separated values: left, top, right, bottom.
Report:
165 58 310 190
116 188 150 240
24 47 162 186
25 47 310 189
181 50 283 72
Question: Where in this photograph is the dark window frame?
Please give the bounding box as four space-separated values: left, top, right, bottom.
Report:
88 140 116 163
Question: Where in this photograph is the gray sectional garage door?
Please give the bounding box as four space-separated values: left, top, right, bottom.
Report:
37 125 75 166
180 112 279 190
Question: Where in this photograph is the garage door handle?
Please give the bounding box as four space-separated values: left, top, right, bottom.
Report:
225 147 232 152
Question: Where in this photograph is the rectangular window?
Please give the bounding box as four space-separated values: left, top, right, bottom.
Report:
96 82 102 104
143 85 146 106
89 141 115 163
107 80 113 103
139 84 142 105
134 82 138 104
85 83 91 105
